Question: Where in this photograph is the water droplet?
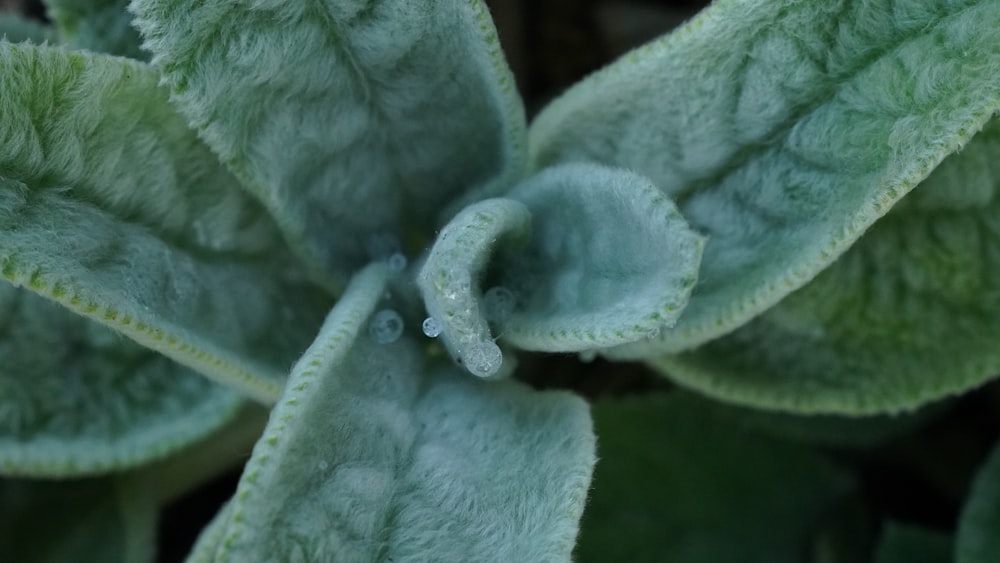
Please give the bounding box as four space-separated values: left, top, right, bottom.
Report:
421 316 442 338
483 286 516 323
369 309 404 344
318 460 329 471
578 350 597 363
465 341 503 378
387 252 407 272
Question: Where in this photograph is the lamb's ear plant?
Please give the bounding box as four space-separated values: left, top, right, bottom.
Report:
2 0 1000 560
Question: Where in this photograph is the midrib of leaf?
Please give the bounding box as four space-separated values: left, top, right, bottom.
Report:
672 2 977 207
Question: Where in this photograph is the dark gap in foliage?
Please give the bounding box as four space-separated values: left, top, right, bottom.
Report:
833 383 1000 534
486 0 710 114
516 352 673 399
157 466 242 563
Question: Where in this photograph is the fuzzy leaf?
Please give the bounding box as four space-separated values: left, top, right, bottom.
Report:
576 392 852 563
43 0 146 59
533 0 1000 355
874 523 952 563
956 441 1000 563
0 13 57 44
418 197 531 379
0 283 244 476
648 120 1000 414
213 265 596 562
0 43 329 403
131 0 527 284
0 476 157 562
504 163 704 351
418 162 703 378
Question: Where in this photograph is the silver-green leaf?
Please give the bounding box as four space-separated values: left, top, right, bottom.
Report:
213 264 596 562
0 283 244 476
0 43 329 403
647 120 1000 415
131 0 528 284
534 0 1000 355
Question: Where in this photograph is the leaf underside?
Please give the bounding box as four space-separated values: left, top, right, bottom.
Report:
0 43 329 403
576 392 852 563
211 265 596 563
650 120 1000 415
131 0 528 284
533 0 1000 355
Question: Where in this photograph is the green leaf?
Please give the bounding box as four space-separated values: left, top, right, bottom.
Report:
212 264 595 562
577 392 852 563
43 0 146 59
0 13 57 44
696 393 944 449
418 196 531 379
418 162 703 378
533 0 1000 355
0 43 329 403
504 163 704 351
874 523 952 563
0 476 157 562
0 282 245 476
131 0 527 284
956 441 1000 563
647 120 1000 415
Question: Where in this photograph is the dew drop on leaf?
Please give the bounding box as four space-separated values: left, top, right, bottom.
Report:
483 286 516 323
369 309 404 344
387 252 408 272
465 341 503 378
422 316 442 338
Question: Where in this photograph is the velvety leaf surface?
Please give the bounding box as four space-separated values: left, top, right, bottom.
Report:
649 120 1000 414
503 162 704 351
576 392 852 563
43 0 146 59
533 0 1000 355
956 441 1000 563
214 265 596 562
874 523 952 563
418 162 703 378
0 13 57 44
0 476 157 562
418 197 531 379
0 283 244 476
0 43 329 403
131 0 527 284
